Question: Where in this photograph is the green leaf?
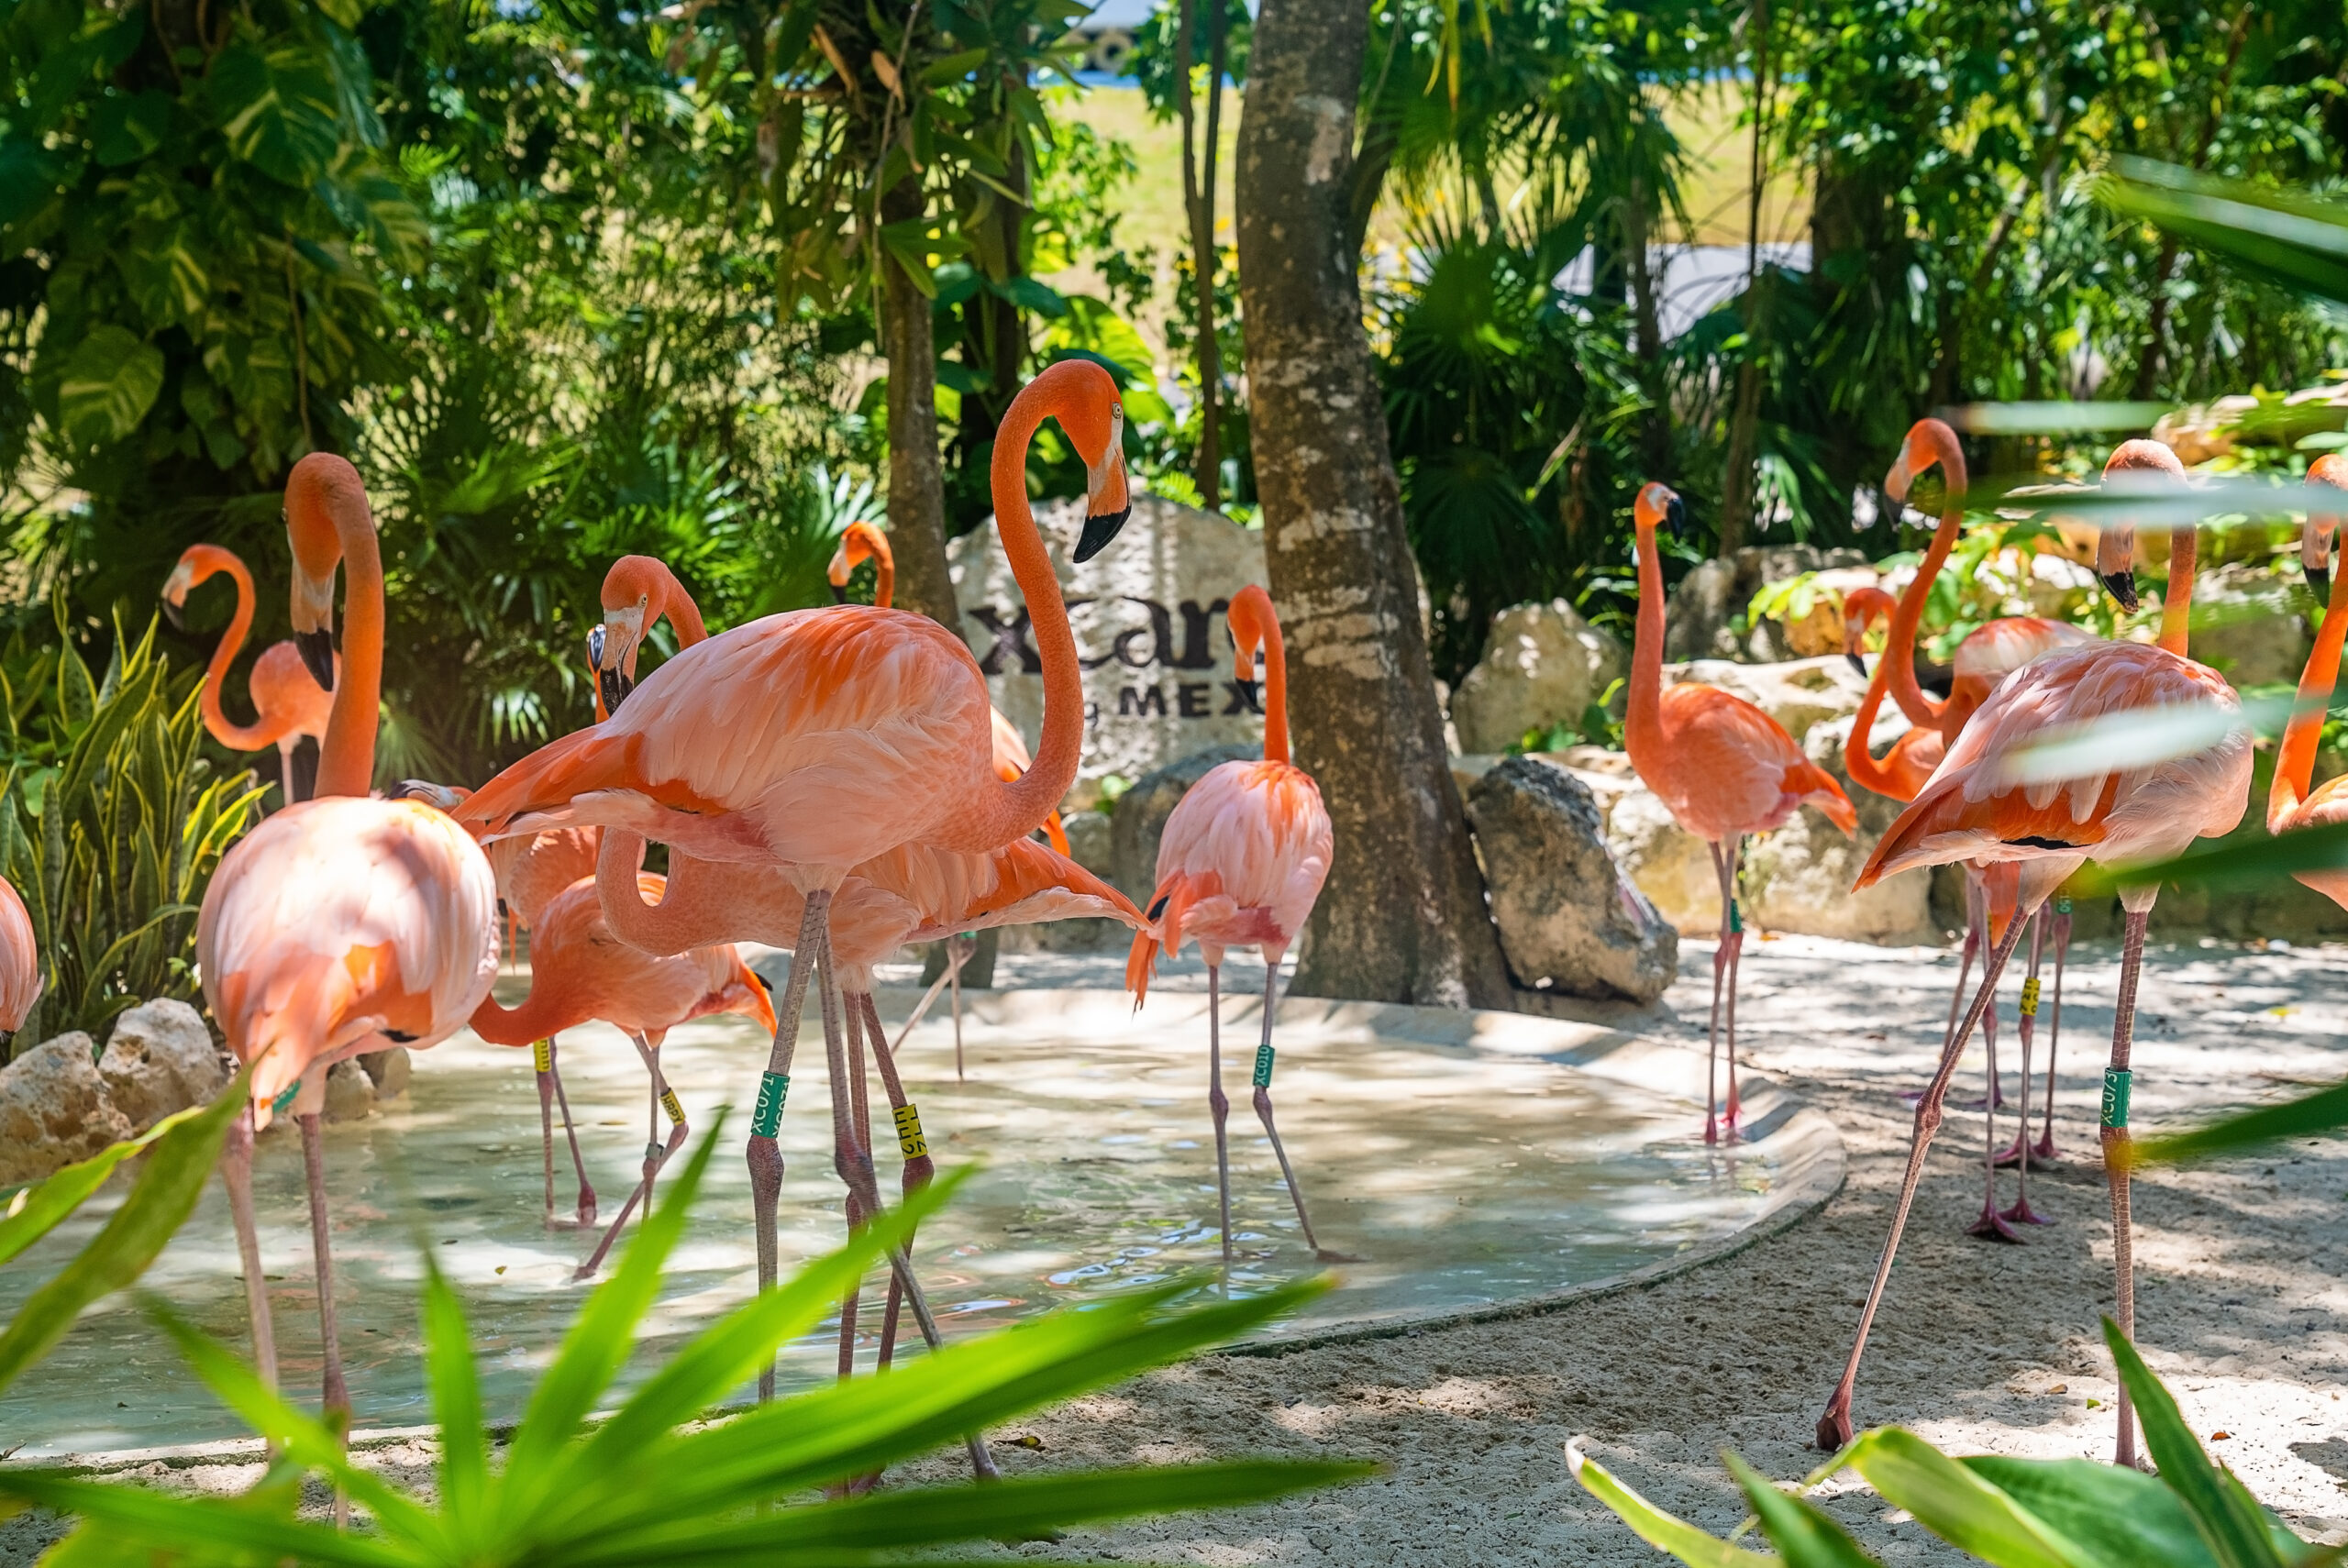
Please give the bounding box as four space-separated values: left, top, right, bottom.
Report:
1963 1457 2226 1568
1725 1450 1884 1568
2102 1320 2290 1568
0 1069 244 1395
922 46 990 83
1565 1440 1778 1567
56 325 165 447
1840 1428 2093 1568
0 1097 221 1267
2103 160 2348 307
210 44 344 186
422 1253 488 1530
0 1470 408 1568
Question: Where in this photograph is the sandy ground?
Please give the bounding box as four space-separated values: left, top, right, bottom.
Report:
8 932 2348 1564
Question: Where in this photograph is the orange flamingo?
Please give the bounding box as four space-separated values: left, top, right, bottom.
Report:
457 359 1128 1405
471 868 775 1272
1625 482 1857 1142
197 455 499 1422
2267 454 2348 907
0 875 38 1050
1124 584 1335 1268
161 545 336 804
1816 439 2252 1464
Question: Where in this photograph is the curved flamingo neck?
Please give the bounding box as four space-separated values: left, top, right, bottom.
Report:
469 972 572 1046
315 493 384 800
1882 463 1965 734
2158 525 2196 658
1257 611 1290 767
656 567 707 648
1625 522 1667 767
188 548 275 750
2275 520 2348 829
1844 603 1917 801
593 830 708 955
858 525 897 609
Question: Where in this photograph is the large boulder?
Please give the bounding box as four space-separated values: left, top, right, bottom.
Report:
360 1047 412 1099
1664 545 1870 663
0 1033 132 1185
97 999 227 1133
1600 782 1719 933
2190 559 2311 690
1448 599 1627 754
1665 656 1870 745
1466 758 1677 1002
1109 743 1258 904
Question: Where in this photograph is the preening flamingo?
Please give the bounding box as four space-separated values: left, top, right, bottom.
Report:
1125 584 1335 1268
469 868 775 1270
1816 439 2253 1465
2267 454 2348 906
197 454 498 1423
161 545 336 804
0 874 39 1050
1624 482 1856 1142
457 358 1129 1419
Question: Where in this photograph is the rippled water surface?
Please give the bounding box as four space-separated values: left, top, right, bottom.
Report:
1 989 1791 1458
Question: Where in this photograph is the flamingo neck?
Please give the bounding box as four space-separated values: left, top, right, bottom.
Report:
1881 496 1961 734
194 550 273 751
468 970 574 1045
1256 611 1290 767
1626 523 1667 765
2158 525 2195 657
2273 540 2348 829
658 569 707 647
1844 636 1914 801
864 527 897 609
593 830 706 955
316 504 385 799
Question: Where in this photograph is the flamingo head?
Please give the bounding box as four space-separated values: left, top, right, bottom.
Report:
2095 439 2187 613
2305 452 2348 603
826 521 890 604
1633 481 1686 541
159 547 212 629
1883 418 1966 519
1047 360 1129 562
393 779 471 812
598 555 671 713
285 454 368 692
1840 583 1897 678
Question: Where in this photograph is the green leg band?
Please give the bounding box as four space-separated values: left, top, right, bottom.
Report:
271 1081 301 1115
2100 1068 2132 1130
1253 1044 1275 1089
752 1071 790 1138
1728 898 1743 935
2054 896 2073 916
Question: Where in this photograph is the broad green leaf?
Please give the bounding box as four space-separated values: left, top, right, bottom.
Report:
0 1069 243 1394
2103 1321 2289 1568
0 1470 409 1568
2124 1080 2348 1168
1842 1428 2090 1568
0 1098 221 1267
422 1254 488 1531
1725 1451 1883 1568
89 90 173 168
2103 160 2348 308
210 44 344 186
1563 1439 1778 1568
56 325 164 447
2082 820 2348 897
0 135 70 229
1964 1457 2223 1568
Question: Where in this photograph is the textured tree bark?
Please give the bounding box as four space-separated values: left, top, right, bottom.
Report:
1235 0 1512 1009
878 180 964 633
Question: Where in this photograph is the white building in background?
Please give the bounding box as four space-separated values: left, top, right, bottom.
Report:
1069 0 1157 79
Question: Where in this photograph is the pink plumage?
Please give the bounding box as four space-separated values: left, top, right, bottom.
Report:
1125 760 1332 999
0 875 39 1039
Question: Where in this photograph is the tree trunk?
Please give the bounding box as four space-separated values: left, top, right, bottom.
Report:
878 179 963 632
1623 182 1670 482
1235 0 1513 1009
1175 0 1224 509
1718 357 1762 555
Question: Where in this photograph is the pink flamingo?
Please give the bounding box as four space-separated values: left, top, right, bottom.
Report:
1624 482 1857 1143
456 359 1128 1402
0 875 38 1051
1124 584 1335 1268
161 544 336 803
1816 439 2252 1465
197 455 499 1421
2267 454 2348 904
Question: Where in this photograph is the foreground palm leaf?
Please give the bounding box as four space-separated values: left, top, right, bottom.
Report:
2102 159 2348 310
0 1120 1372 1566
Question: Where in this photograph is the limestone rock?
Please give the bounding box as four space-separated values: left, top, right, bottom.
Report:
98 999 227 1133
1664 546 1870 663
1665 656 1869 745
1448 599 1628 754
1110 743 1258 903
1466 759 1677 1002
1060 809 1114 878
325 1059 373 1122
1743 716 1938 946
1600 782 1718 934
949 495 1268 808
360 1047 412 1099
2189 559 2311 690
0 1033 132 1185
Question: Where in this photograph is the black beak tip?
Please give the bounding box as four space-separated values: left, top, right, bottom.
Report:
161 598 184 631
1073 505 1132 564
2307 565 2331 604
599 667 633 715
294 628 337 691
586 625 605 668
2099 569 2140 613
828 582 848 605
1845 651 1867 678
1664 496 1689 542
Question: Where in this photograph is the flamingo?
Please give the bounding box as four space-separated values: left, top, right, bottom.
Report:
161 545 336 804
1815 439 2253 1466
2266 454 2348 904
455 358 1128 1412
0 874 38 1051
468 867 775 1268
197 454 499 1424
1124 584 1335 1268
1624 483 1857 1142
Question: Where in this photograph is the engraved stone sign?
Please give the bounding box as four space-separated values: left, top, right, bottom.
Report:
949 494 1269 806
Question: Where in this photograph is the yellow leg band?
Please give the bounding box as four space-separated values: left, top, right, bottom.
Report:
533 1039 553 1073
660 1088 686 1126
894 1102 928 1160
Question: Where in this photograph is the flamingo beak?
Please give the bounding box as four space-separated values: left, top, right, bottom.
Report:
1076 410 1130 563
161 596 184 631
295 629 337 691
829 581 848 604
1884 447 1915 505
1845 651 1867 678
2099 569 2139 613
2309 563 2333 604
1663 494 1689 542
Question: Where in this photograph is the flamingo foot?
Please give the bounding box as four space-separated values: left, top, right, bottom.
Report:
1966 1204 2024 1242
2000 1194 2054 1226
1992 1137 2030 1167
1702 1113 1720 1145
2032 1132 2064 1164
1816 1400 1855 1452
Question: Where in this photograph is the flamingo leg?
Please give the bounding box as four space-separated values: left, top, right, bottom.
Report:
1999 916 2053 1224
277 740 299 808
814 909 997 1481
749 894 826 1399
572 1036 689 1280
223 1105 278 1393
1911 886 1980 1106
862 991 935 1374
1817 912 2030 1450
1722 835 1746 1138
836 994 873 1382
1967 943 2021 1242
1703 841 1731 1143
1248 959 1332 1259
1206 961 1235 1269
544 1035 596 1226
892 965 956 1056
296 1110 350 1425
2104 906 2152 1470
2035 900 2072 1162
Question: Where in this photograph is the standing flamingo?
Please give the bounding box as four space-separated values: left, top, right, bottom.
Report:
2266 454 2348 904
1124 585 1335 1268
0 875 39 1051
197 454 498 1423
1625 483 1857 1142
457 358 1128 1414
161 545 336 804
1815 439 2252 1465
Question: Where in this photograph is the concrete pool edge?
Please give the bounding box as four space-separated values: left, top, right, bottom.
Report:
23 989 1844 1476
